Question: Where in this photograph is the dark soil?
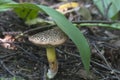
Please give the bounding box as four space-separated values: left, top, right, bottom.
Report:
0 0 120 80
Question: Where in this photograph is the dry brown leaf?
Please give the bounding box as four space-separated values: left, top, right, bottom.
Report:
0 35 17 50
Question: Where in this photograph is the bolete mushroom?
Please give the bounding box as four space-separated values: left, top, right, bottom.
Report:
28 27 67 79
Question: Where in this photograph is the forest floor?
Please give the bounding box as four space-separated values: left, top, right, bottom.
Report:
0 0 120 80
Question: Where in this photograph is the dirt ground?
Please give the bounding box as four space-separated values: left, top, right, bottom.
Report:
0 0 120 80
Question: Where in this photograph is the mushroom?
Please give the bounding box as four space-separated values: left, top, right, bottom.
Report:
28 27 67 79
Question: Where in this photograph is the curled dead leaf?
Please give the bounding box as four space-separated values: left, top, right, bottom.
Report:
0 35 17 50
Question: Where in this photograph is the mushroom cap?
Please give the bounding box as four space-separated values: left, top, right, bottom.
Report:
28 27 67 47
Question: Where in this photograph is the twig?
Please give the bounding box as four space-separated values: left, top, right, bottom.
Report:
93 43 113 68
43 65 47 80
93 43 120 79
15 44 46 64
91 60 120 74
0 53 17 59
15 25 55 39
0 60 15 76
56 48 120 74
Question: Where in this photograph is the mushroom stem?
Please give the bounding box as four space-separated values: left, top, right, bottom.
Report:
46 47 58 79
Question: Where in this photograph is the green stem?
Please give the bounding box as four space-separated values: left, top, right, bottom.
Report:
78 23 120 30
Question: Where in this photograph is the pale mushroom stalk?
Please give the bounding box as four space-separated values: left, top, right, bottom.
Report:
46 47 58 79
29 27 67 79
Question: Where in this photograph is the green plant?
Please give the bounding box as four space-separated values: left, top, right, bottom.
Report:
93 0 120 19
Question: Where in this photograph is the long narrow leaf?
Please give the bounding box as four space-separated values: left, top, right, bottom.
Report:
38 5 91 72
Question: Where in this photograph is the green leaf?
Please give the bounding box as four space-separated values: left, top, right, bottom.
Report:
13 3 40 21
93 0 120 19
0 3 91 72
0 3 41 20
112 0 120 11
38 5 91 72
0 0 15 11
0 0 14 5
79 6 92 20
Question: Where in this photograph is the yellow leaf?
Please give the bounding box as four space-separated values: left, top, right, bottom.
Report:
58 2 79 9
56 2 79 13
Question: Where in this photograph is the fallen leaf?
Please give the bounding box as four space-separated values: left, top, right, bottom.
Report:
56 2 79 14
79 6 92 20
0 35 17 50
